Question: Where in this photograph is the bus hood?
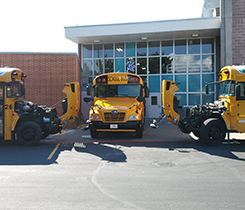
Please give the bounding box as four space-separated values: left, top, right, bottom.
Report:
94 98 138 111
60 82 80 125
162 80 180 125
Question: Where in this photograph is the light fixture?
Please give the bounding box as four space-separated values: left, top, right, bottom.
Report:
94 40 100 43
191 34 199 37
116 48 123 52
141 37 147 40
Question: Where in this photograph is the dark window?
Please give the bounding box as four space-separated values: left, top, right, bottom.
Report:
151 96 158 105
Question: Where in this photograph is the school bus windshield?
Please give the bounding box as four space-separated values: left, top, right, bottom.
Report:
219 80 235 97
6 82 25 98
95 84 142 97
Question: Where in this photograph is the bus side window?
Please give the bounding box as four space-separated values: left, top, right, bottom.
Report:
236 82 245 100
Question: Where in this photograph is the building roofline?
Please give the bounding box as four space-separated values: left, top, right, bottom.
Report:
64 17 219 29
65 17 220 44
0 52 77 55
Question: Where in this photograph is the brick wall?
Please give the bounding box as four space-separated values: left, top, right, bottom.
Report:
233 0 245 65
0 53 81 128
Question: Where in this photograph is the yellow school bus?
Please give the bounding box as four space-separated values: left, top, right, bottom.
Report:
85 72 149 138
151 65 245 145
0 67 80 146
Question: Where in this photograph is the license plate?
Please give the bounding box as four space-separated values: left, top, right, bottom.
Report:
110 124 118 129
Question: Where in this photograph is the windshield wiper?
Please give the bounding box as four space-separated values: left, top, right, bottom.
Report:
118 94 129 97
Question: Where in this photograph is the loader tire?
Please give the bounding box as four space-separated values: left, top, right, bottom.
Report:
200 118 226 146
17 121 42 146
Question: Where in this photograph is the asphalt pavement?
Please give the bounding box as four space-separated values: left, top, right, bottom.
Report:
43 118 245 145
2 118 245 210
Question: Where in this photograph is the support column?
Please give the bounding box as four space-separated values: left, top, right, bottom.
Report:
220 0 233 67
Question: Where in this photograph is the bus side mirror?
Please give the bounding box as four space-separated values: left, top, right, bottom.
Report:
86 85 91 96
137 96 145 103
205 84 209 94
145 87 149 98
236 85 241 99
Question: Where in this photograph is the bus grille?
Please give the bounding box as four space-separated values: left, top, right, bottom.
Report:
104 113 125 122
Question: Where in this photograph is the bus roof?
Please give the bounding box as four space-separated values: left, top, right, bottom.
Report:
93 72 144 86
232 65 245 74
0 67 23 82
94 72 140 77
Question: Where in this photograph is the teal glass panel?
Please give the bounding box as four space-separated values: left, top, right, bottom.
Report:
161 75 173 81
115 59 125 72
202 93 214 104
149 76 160 92
126 42 135 57
175 94 187 106
202 74 214 92
188 75 200 92
188 93 200 105
175 75 186 92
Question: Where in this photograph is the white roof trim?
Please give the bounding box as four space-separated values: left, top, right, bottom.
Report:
65 17 220 44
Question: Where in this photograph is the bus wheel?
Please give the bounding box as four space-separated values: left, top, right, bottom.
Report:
200 118 226 146
17 121 42 146
90 128 98 138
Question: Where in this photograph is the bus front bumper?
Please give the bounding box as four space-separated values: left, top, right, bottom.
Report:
90 121 140 132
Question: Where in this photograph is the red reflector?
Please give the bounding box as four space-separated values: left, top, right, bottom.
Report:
135 77 139 82
97 78 101 82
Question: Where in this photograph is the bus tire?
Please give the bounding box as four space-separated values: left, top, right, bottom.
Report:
17 121 42 146
200 118 226 146
90 128 98 138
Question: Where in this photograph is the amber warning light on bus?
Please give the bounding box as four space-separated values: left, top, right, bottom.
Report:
128 76 140 83
21 73 27 81
11 71 18 81
96 75 107 84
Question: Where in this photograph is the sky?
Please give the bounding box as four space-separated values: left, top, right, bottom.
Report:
0 0 204 53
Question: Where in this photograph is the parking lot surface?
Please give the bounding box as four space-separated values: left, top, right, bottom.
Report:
1 119 245 209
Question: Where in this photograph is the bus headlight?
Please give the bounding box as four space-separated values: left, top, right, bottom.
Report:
90 115 101 120
129 115 141 120
172 115 179 124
